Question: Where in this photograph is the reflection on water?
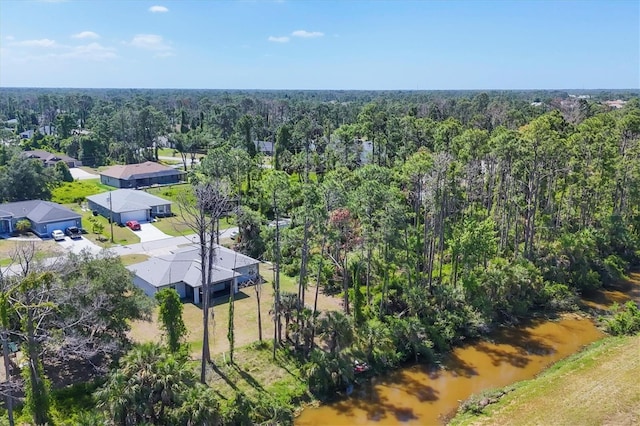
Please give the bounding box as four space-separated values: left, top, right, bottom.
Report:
296 273 639 426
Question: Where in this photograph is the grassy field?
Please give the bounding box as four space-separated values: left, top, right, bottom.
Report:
449 334 640 426
128 263 342 358
157 148 206 159
143 184 236 236
51 179 111 204
64 204 140 246
0 239 65 266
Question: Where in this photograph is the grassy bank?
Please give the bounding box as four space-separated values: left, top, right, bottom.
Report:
449 334 640 426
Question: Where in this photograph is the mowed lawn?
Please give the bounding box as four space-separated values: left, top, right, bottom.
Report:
129 263 342 358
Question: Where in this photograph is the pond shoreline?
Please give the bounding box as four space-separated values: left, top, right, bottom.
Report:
295 272 639 425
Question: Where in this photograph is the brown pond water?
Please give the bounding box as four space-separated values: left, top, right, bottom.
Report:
296 272 640 426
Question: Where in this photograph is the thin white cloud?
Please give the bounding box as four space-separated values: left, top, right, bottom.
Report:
3 42 117 63
65 43 117 60
72 31 100 39
12 39 57 47
130 34 172 51
291 30 324 38
268 36 290 43
149 5 169 13
5 35 15 41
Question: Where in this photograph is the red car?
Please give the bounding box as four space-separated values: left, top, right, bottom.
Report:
126 220 141 231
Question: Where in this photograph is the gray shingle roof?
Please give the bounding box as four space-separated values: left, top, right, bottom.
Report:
126 244 251 288
86 189 171 213
0 200 80 223
22 150 79 166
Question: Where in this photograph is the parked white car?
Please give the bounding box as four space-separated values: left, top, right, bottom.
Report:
51 230 65 241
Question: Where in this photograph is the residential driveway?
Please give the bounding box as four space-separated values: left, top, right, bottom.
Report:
130 223 172 242
70 168 99 180
55 236 103 255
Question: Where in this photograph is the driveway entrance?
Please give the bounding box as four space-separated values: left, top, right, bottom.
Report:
131 223 171 242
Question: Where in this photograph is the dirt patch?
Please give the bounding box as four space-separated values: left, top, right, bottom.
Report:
0 239 65 264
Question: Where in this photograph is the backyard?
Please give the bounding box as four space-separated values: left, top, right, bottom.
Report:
128 262 342 358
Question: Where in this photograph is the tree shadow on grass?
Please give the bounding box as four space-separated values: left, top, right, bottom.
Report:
232 363 265 392
210 361 239 391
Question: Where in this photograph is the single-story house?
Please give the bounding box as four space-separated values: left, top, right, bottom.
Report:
254 140 275 156
86 189 172 225
127 245 261 304
22 150 82 168
99 161 185 189
0 200 82 238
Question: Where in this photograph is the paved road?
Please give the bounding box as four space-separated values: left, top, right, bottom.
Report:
110 227 238 256
1 227 239 277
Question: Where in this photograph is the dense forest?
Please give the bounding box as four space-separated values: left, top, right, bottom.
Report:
0 88 639 424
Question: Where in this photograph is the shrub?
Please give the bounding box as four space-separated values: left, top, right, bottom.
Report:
458 386 514 415
16 219 31 234
604 301 640 335
541 282 579 311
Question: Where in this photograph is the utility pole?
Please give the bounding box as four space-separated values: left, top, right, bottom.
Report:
109 191 114 243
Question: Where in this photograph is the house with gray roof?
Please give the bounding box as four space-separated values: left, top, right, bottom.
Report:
22 149 82 168
86 189 172 225
127 245 260 304
0 200 82 238
100 161 185 189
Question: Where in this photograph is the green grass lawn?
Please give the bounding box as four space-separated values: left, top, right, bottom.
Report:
65 204 141 246
120 253 150 266
51 179 112 204
450 335 640 426
157 148 205 159
145 184 236 236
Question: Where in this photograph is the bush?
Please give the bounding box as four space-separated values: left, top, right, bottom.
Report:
16 219 31 234
604 301 640 335
541 282 579 311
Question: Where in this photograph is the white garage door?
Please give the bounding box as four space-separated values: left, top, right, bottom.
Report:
120 210 148 224
46 220 78 234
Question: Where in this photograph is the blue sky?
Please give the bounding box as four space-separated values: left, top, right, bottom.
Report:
0 0 638 89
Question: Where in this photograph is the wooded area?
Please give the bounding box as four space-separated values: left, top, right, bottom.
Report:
0 88 638 424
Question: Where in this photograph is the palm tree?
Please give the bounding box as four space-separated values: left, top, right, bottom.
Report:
279 291 300 342
317 311 354 355
176 384 220 426
96 343 199 425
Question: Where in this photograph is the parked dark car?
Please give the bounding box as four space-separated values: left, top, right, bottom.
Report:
126 220 141 231
65 226 82 239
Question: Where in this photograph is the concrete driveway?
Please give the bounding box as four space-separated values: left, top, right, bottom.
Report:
69 168 99 180
55 235 103 255
129 222 171 242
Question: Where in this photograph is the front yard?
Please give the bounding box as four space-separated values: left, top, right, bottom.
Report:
0 239 66 266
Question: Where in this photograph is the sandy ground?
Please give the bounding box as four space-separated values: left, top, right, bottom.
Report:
128 263 342 357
